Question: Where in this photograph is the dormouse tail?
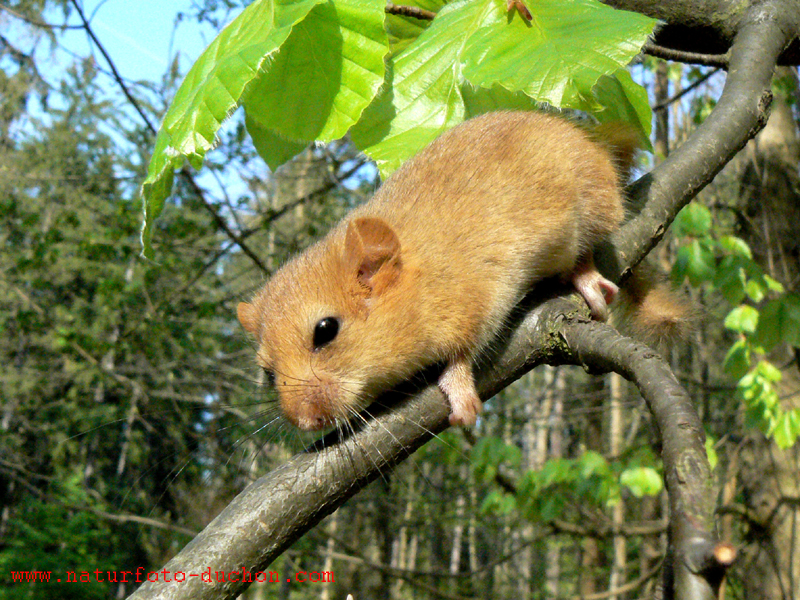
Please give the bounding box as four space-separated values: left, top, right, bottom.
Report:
612 262 700 353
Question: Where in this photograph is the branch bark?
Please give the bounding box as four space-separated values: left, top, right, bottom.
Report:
602 0 800 65
603 0 799 279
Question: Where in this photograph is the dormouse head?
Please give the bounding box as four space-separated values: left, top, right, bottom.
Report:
238 216 418 431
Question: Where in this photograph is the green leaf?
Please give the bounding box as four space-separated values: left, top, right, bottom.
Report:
723 339 751 379
772 410 800 450
764 275 785 294
461 0 655 110
713 258 747 304
141 0 326 258
754 296 800 350
782 294 800 347
461 84 541 116
704 436 718 470
578 450 611 478
385 0 444 54
755 360 782 383
724 305 759 334
744 277 767 303
246 113 310 170
351 0 475 176
353 0 655 177
719 235 752 259
674 202 712 237
591 70 652 148
681 239 716 286
538 494 567 522
471 436 521 483
540 458 574 487
620 467 663 497
244 0 389 144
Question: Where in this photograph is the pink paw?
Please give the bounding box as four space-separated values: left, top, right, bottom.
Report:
571 256 618 321
438 355 483 428
448 393 483 428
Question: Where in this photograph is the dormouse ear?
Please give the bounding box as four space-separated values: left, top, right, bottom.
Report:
344 217 402 295
237 302 259 335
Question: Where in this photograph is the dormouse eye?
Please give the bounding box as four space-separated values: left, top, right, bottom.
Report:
313 317 339 350
262 368 276 387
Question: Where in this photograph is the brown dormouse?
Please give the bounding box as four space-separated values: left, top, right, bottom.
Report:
238 111 683 431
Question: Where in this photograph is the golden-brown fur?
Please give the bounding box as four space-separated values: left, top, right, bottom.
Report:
238 111 681 430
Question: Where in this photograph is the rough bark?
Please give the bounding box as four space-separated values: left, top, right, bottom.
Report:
602 0 800 65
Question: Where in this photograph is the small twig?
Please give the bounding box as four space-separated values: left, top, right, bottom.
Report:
653 67 722 111
70 0 272 273
69 504 198 537
643 40 730 68
570 558 663 600
182 171 271 274
385 3 436 21
69 0 156 133
0 3 84 30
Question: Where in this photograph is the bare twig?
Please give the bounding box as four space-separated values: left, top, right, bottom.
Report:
0 3 83 30
68 0 156 133
643 41 730 68
69 0 273 273
652 68 722 111
385 3 436 20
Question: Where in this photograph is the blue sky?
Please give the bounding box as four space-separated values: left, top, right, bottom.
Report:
20 1 252 200
57 0 228 84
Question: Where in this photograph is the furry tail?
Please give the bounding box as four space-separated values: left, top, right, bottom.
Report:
588 120 698 351
612 262 699 352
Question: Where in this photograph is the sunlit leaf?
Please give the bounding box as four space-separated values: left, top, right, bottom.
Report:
351 0 476 176
723 339 751 379
724 305 759 334
141 0 326 257
246 113 310 171
591 70 652 148
244 0 388 144
620 467 663 497
461 0 655 110
353 0 655 177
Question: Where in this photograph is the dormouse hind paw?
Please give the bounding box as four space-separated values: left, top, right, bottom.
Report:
571 255 618 321
438 355 483 428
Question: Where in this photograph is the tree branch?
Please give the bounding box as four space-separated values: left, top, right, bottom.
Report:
604 0 799 279
602 0 800 65
642 41 729 68
69 0 273 273
652 68 722 111
554 319 720 598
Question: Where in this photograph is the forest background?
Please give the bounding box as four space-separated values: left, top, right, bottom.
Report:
1 0 799 599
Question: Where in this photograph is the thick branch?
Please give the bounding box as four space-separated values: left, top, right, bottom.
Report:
604 0 798 278
554 320 721 599
602 0 800 65
126 291 721 600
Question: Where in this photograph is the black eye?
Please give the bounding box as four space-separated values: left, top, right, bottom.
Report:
262 369 276 387
313 317 339 350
